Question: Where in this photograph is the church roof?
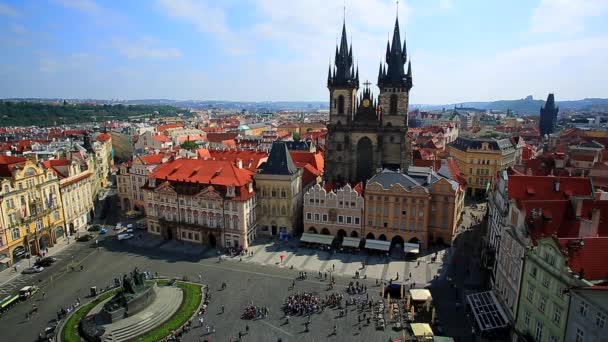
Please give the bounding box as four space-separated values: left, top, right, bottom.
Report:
258 142 298 175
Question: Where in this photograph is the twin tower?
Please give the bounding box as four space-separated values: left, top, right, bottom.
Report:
325 16 413 184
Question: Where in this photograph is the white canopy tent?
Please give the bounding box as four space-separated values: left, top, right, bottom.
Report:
300 233 334 245
364 239 391 251
341 237 362 248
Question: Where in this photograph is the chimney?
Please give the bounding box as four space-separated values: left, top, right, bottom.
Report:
578 209 600 238
554 179 560 192
235 158 243 169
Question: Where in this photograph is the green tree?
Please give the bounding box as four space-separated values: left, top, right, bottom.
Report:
292 131 301 142
180 140 198 151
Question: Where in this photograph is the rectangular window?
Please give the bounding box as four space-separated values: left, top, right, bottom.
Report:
575 328 584 342
596 312 606 328
306 213 312 220
531 267 537 278
548 336 557 342
553 306 562 325
322 214 328 222
579 302 589 317
539 296 546 313
338 215 344 223
534 321 543 342
542 275 550 288
346 216 352 224
527 285 535 302
314 213 320 221
524 310 531 328
354 217 360 225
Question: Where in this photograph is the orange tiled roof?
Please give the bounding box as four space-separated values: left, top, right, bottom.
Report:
150 159 253 187
96 133 111 142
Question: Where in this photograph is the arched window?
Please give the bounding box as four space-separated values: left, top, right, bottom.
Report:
338 95 345 115
390 94 398 114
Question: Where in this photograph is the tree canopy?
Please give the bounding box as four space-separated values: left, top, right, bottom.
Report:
0 101 188 126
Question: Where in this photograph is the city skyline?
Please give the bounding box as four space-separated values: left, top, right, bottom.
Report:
0 0 607 103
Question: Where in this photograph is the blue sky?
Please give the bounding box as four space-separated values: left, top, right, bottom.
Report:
0 0 607 104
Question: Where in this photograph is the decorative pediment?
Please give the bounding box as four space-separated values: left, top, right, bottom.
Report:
389 183 408 193
196 185 222 200
366 182 384 191
155 181 177 195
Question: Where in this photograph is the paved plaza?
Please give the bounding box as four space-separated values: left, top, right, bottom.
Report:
0 202 487 341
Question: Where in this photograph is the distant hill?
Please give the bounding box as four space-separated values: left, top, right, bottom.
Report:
0 101 189 126
413 97 608 114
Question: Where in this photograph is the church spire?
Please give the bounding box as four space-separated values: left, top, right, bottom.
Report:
377 10 412 90
328 19 358 88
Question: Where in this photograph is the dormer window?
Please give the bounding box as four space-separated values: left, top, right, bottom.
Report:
227 186 235 197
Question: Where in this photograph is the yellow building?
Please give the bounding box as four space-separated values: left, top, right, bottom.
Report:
448 137 520 198
255 143 303 237
364 168 464 251
0 156 65 266
93 133 113 190
43 158 95 235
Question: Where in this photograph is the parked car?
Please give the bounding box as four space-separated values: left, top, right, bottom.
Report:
34 257 57 267
76 234 94 242
99 227 108 234
87 224 101 232
117 233 134 241
135 223 147 230
114 223 123 231
22 266 44 274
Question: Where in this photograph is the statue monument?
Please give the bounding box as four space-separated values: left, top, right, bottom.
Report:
79 268 157 342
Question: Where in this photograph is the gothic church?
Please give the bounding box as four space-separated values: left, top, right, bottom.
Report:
325 16 413 185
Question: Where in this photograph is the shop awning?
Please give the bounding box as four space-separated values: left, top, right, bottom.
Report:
403 242 420 254
364 239 391 251
300 233 334 245
409 289 433 302
411 323 434 338
341 237 361 248
466 291 510 332
0 256 11 264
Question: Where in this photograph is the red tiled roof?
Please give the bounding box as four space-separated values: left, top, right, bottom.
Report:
153 134 171 143
508 175 593 201
137 153 172 165
0 155 27 177
156 123 184 132
149 159 253 187
206 132 238 143
558 237 608 281
207 150 268 172
96 133 111 142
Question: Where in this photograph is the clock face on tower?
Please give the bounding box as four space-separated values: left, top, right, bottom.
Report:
362 99 370 107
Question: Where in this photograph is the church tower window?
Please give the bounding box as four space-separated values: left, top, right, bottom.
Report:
338 95 345 115
390 94 398 114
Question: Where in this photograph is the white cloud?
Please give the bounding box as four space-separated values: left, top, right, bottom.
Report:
531 0 608 34
439 0 452 11
0 3 19 17
156 0 248 55
112 38 182 60
412 36 608 103
52 0 101 14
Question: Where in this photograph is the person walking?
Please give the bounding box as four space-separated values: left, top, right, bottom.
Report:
333 324 337 335
221 305 225 314
245 324 249 334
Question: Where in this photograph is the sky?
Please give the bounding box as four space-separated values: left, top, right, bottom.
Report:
0 0 607 104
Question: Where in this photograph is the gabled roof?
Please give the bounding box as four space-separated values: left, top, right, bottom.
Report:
42 159 71 179
368 169 420 190
0 155 27 177
258 142 297 175
137 153 172 165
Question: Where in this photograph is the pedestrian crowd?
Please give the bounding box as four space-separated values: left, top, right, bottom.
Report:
283 292 320 316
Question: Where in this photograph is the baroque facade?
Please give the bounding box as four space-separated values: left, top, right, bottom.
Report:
0 156 65 267
143 159 257 249
324 17 412 185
